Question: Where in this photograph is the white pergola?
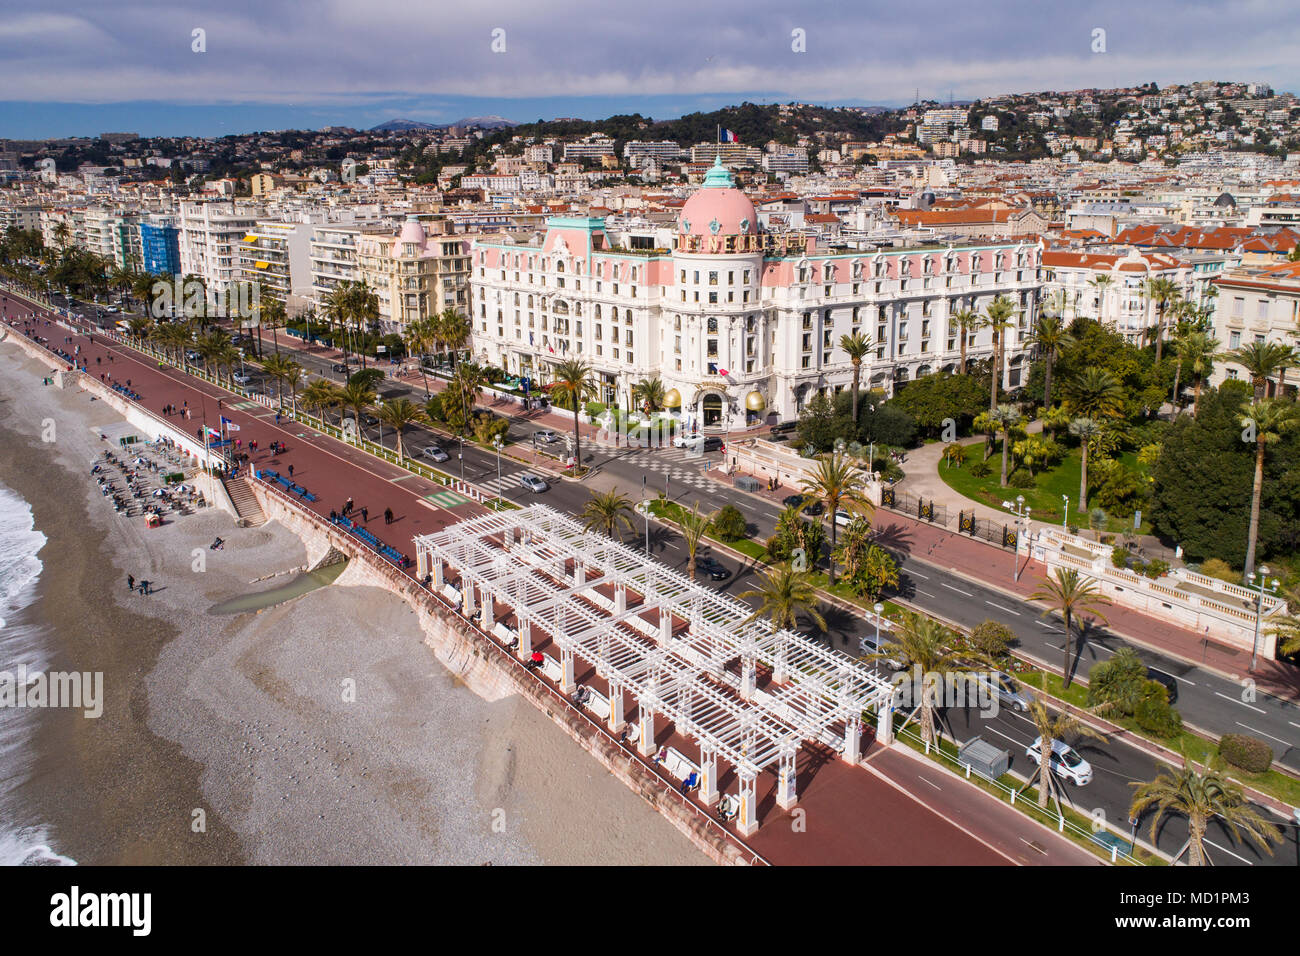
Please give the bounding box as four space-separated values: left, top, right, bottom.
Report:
414 504 896 835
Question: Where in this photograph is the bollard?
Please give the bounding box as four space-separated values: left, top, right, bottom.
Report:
965 763 971 779
1058 815 1065 832
1111 844 1118 863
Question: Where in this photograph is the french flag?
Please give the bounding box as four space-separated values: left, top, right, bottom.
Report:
720 129 739 143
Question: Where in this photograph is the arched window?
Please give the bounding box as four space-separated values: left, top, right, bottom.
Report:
557 260 565 273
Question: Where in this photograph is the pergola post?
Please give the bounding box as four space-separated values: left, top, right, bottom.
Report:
461 578 475 617
559 645 576 694
736 769 759 836
614 584 626 614
699 746 719 806
574 560 585 587
658 612 672 645
739 655 757 700
777 747 798 810
416 548 430 579
608 684 625 734
517 618 532 660
843 714 862 764
430 559 443 590
503 527 514 549
637 704 655 757
773 639 788 684
478 588 493 630
876 689 895 746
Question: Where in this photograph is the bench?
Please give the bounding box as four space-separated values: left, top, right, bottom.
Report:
541 655 563 683
660 747 700 783
582 688 611 721
440 583 461 604
492 622 518 648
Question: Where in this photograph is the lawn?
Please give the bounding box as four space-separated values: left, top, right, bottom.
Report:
938 443 1153 534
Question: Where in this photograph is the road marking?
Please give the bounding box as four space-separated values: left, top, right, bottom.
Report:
1036 620 1056 630
1204 838 1255 866
1235 722 1292 747
985 725 1027 748
984 600 1021 616
942 583 973 597
1290 721 1300 730
909 569 930 580
1215 692 1266 714
917 775 942 791
1019 838 1048 856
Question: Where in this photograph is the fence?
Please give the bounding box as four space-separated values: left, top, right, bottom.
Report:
958 509 1017 550
880 485 948 527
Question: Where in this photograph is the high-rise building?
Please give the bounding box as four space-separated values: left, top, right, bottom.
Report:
140 215 181 276
355 216 472 332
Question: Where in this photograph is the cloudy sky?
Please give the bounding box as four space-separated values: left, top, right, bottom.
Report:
1 0 1297 137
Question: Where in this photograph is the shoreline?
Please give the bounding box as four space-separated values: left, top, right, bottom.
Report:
0 341 705 865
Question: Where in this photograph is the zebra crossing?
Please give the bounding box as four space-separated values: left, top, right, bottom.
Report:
632 447 716 490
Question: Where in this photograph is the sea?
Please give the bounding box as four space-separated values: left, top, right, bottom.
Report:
0 481 74 866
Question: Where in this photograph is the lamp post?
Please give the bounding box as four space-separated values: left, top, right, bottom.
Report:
1061 493 1069 529
1247 566 1280 673
1002 495 1032 583
871 602 884 675
376 399 384 451
458 434 465 483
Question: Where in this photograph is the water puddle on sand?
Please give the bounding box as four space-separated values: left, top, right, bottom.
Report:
207 562 347 615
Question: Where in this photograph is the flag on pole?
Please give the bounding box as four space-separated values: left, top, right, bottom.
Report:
720 129 739 143
718 368 729 376
207 426 221 439
220 415 240 432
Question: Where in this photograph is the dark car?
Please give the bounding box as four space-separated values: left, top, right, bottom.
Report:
331 363 349 373
782 494 823 516
782 494 806 510
695 557 731 581
701 436 723 452
770 420 798 435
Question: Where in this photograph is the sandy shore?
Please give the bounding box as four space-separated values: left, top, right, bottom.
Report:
0 341 705 865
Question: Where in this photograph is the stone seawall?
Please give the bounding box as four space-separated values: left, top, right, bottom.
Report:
248 478 756 866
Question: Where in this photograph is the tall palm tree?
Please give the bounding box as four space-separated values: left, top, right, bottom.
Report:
1141 276 1181 363
1068 417 1102 512
1087 273 1114 320
875 610 970 747
631 376 667 415
1029 568 1111 688
991 403 1020 487
449 360 487 434
1175 330 1220 415
300 380 342 425
550 357 596 474
376 397 426 461
436 306 471 373
347 281 380 368
258 293 288 356
798 450 874 584
260 353 298 409
1222 341 1297 400
403 315 439 396
739 562 827 633
1266 585 1300 657
1130 752 1279 866
981 295 1019 456
1239 399 1300 575
1065 366 1125 421
1027 312 1075 408
1019 692 1107 811
676 501 714 581
839 331 873 426
951 306 979 375
579 489 636 539
338 380 377 441
323 283 352 365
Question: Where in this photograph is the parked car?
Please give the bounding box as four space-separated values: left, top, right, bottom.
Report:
533 429 560 444
973 671 1030 712
834 508 865 527
1147 668 1179 704
520 474 549 493
331 363 349 373
184 350 202 362
1026 737 1093 786
701 436 723 452
770 420 798 435
362 414 379 426
856 629 906 670
782 494 807 510
231 372 252 385
422 445 449 463
694 557 731 581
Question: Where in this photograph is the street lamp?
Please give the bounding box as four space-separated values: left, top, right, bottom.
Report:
642 476 651 557
871 602 884 674
458 435 465 483
1002 495 1032 583
1061 493 1069 529
1247 566 1280 673
376 399 384 450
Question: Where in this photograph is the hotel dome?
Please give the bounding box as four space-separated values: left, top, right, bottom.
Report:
677 157 758 239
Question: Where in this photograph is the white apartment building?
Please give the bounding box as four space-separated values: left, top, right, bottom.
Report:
309 225 362 308
470 159 1042 428
1211 262 1300 396
178 201 261 296
236 219 315 306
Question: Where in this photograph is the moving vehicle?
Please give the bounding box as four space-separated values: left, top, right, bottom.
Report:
520 474 548 493
782 494 823 516
421 445 449 462
834 508 867 528
700 436 723 452
533 429 560 444
331 363 349 373
232 372 252 385
672 431 700 448
770 420 798 435
973 671 1030 712
1026 737 1093 786
694 557 731 581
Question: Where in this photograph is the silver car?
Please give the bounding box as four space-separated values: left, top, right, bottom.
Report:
533 429 560 444
422 445 449 462
520 474 548 493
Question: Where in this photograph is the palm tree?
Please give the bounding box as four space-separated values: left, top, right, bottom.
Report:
990 404 1020 487
951 306 979 375
258 293 288 356
1068 417 1102 512
550 357 596 474
799 450 874 584
347 281 380 368
1027 312 1075 407
981 295 1019 455
436 306 471 372
631 376 667 415
875 611 969 747
1266 585 1300 657
739 562 827 633
579 489 636 539
126 316 152 342
1065 366 1125 421
1222 341 1297 400
281 359 304 416
403 315 438 396
1029 568 1111 688
323 283 352 365
1019 692 1107 811
839 331 873 426
1087 274 1114 319
1239 399 1300 575
197 328 232 378
300 380 342 425
338 380 377 440
676 501 714 580
260 353 298 409
449 360 487 434
376 397 426 461
1141 276 1181 363
1130 752 1279 866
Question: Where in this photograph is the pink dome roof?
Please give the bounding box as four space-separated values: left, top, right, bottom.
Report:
678 160 757 238
398 215 426 246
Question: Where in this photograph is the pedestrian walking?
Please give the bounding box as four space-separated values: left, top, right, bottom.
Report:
275 412 281 425
127 573 135 591
343 497 354 516
384 507 394 525
360 506 368 523
287 464 294 479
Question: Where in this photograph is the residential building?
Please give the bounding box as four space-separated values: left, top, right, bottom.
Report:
1211 261 1300 395
355 216 472 332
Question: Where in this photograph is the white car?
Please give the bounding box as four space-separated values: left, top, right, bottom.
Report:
422 445 449 462
533 429 560 444
834 508 870 528
232 372 252 385
520 474 548 493
1026 737 1092 786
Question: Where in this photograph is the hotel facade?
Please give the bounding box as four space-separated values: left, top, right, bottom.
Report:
470 160 1044 428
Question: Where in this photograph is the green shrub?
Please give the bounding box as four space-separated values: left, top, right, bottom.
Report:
712 505 747 542
1111 546 1129 569
471 412 508 445
968 458 992 478
1198 558 1239 584
1087 647 1148 715
1007 469 1036 489
969 619 1016 659
1218 733 1273 773
1142 558 1169 579
1134 692 1183 739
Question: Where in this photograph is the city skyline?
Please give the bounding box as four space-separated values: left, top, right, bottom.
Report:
1 0 1298 138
